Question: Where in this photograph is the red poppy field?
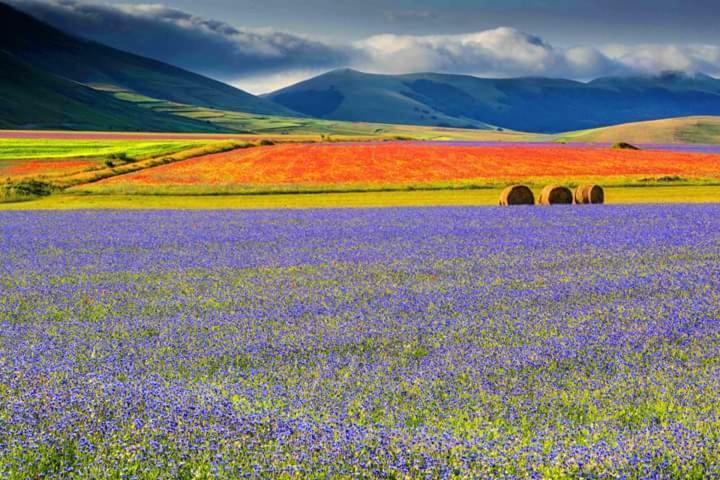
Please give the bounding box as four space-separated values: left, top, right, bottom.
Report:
0 159 100 179
77 142 720 194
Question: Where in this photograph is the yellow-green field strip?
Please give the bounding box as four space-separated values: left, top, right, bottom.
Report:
2 186 720 210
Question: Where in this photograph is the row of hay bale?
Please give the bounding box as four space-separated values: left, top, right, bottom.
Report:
500 184 604 206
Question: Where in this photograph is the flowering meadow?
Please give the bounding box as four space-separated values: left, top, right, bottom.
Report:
0 159 99 179
0 138 224 184
76 142 720 194
1 206 720 478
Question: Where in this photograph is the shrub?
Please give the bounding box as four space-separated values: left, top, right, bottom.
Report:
0 180 55 202
613 142 641 150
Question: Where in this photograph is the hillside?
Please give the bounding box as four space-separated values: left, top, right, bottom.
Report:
558 116 720 144
267 69 720 133
0 2 296 117
0 51 224 132
267 69 496 130
95 86 543 139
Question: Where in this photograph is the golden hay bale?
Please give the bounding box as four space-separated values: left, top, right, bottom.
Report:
539 185 573 205
574 184 605 204
499 185 535 206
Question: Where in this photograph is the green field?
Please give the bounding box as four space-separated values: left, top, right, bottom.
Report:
556 116 720 144
0 139 245 203
3 130 720 208
68 176 720 197
0 138 225 161
104 88 544 140
3 185 719 210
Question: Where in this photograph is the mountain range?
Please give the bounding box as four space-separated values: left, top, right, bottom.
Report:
3 1 720 134
266 69 720 133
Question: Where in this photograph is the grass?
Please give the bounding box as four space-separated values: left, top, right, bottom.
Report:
0 51 223 133
555 116 720 144
37 141 249 190
0 138 220 160
103 87 544 140
106 87 720 145
66 177 720 197
3 186 720 210
0 139 246 203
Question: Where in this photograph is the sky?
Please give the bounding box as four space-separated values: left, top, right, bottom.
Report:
11 0 720 93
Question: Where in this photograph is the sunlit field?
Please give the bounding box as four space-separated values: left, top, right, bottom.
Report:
2 206 720 478
0 138 222 183
0 138 216 161
3 0 720 478
74 142 720 195
3 186 720 210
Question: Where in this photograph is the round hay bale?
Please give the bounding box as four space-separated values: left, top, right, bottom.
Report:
574 184 605 204
499 185 535 206
539 185 573 205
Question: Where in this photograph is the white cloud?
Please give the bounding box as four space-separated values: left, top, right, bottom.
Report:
602 44 720 76
355 28 626 78
11 0 353 79
11 0 720 89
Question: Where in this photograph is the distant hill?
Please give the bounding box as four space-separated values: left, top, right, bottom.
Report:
97 87 546 140
558 116 720 144
267 69 720 133
0 51 225 132
266 69 495 130
0 2 296 117
6 0 720 138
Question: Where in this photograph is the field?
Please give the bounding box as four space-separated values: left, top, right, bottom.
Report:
0 159 101 179
73 142 720 196
2 206 720 477
2 186 720 210
2 134 720 208
102 88 544 141
556 116 720 144
0 138 225 184
0 138 250 203
0 138 221 160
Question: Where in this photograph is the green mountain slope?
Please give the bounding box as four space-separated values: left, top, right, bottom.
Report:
102 87 543 139
558 116 720 144
0 2 297 117
267 69 720 133
0 51 226 132
267 69 496 129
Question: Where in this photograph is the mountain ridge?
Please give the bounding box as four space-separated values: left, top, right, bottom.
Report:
267 68 720 133
0 2 298 118
0 50 226 132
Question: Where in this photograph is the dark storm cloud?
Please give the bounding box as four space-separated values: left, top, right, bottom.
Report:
9 0 355 80
384 9 440 24
9 0 720 92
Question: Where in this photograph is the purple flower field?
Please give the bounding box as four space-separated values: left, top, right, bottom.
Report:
1 206 720 478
